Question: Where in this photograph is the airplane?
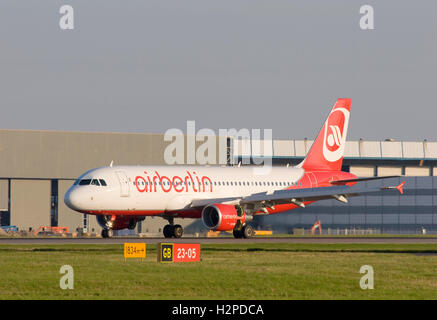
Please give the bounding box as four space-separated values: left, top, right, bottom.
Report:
64 98 405 238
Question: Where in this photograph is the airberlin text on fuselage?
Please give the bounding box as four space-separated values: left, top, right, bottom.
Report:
135 171 213 193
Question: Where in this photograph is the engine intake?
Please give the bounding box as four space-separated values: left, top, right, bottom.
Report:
202 204 245 231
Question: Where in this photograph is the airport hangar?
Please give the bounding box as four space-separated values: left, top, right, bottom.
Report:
0 129 437 235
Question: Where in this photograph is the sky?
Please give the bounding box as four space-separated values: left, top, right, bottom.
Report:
0 0 436 141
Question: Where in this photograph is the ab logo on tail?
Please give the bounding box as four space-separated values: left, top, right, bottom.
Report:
322 106 350 163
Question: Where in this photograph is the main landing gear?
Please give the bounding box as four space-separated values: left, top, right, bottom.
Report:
233 224 254 239
163 217 183 238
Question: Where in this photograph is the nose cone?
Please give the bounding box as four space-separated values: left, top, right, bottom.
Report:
64 187 84 211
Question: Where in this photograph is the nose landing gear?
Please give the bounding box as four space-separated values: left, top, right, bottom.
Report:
101 228 113 238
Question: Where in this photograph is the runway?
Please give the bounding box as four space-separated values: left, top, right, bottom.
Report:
1 236 437 245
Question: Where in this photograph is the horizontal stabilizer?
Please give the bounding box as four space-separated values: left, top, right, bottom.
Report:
382 181 406 195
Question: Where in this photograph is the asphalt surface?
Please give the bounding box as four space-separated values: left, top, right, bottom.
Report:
1 237 437 244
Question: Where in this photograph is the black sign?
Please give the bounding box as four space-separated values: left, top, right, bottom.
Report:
158 243 174 263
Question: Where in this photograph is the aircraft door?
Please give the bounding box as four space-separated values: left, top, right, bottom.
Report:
115 170 130 197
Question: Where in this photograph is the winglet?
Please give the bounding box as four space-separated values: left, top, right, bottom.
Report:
396 181 405 195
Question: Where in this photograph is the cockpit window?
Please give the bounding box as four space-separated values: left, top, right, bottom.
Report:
77 178 107 186
79 179 92 185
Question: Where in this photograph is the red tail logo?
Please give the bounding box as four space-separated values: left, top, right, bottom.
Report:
302 98 351 171
322 104 349 162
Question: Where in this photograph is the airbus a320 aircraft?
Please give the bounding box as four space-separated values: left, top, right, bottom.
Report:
64 99 405 238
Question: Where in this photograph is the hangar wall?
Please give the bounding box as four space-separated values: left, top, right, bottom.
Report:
1 128 437 235
234 138 437 234
0 180 8 211
10 180 50 231
256 176 437 234
0 130 180 179
0 129 228 234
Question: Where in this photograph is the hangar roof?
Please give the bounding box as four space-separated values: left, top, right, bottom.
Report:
233 139 437 161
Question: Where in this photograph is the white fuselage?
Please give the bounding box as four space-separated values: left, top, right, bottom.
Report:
64 165 305 216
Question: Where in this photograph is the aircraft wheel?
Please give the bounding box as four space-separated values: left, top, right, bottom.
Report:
101 229 113 238
163 225 174 238
128 219 137 230
173 225 183 238
233 229 243 239
242 225 254 239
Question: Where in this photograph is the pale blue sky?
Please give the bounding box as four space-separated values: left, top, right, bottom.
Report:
0 1 436 141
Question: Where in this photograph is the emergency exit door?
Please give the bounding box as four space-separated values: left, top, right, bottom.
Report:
115 171 130 197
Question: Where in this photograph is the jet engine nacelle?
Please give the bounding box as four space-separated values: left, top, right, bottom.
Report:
201 204 245 231
97 215 138 230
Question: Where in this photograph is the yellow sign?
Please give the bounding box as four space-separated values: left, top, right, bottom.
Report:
124 243 146 260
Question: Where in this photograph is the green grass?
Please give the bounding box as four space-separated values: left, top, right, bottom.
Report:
1 243 437 299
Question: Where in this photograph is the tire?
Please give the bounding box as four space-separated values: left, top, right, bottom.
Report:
128 219 137 230
163 225 174 238
173 225 183 238
233 229 243 239
101 229 113 238
242 225 254 239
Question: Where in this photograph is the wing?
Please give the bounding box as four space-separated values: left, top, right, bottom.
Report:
241 181 404 207
190 181 405 215
190 196 242 208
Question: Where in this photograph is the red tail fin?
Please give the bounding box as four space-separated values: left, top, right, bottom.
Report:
301 98 351 171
